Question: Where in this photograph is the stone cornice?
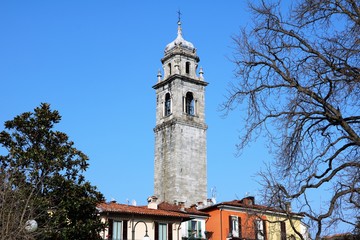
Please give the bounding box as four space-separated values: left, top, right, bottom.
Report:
154 118 208 133
153 74 208 90
161 48 200 63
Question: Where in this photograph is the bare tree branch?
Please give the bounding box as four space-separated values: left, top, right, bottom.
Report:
225 0 360 237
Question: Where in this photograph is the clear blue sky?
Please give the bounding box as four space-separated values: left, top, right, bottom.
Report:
0 1 274 206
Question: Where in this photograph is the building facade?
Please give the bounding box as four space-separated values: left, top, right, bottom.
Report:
153 20 208 206
97 196 208 240
199 197 308 240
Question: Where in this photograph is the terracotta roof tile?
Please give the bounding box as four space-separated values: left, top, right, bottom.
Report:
158 202 209 217
221 200 273 211
97 202 192 219
201 200 303 217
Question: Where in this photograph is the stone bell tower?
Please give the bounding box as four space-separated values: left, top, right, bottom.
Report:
153 20 208 206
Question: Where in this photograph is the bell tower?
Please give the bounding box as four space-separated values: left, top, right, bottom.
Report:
153 20 208 206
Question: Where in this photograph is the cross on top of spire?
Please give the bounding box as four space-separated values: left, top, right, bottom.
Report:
177 9 182 23
164 10 196 54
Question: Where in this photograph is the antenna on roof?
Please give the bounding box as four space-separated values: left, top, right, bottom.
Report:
211 187 217 204
211 187 217 198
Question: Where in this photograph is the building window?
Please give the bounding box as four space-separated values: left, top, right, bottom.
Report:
113 221 122 240
280 222 286 240
165 93 171 116
229 216 240 238
186 61 190 74
155 222 172 240
185 92 195 115
168 63 172 75
159 223 167 240
188 220 202 238
107 219 128 240
109 219 123 240
255 219 266 240
155 223 167 240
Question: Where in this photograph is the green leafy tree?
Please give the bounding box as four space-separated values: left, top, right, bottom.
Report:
224 0 359 238
0 103 104 240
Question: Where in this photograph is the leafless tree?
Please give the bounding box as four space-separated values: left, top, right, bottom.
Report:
0 170 46 240
224 0 360 238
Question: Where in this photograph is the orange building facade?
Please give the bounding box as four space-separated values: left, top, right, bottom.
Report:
200 197 306 240
202 197 267 240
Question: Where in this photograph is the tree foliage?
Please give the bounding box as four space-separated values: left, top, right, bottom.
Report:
0 103 104 240
225 0 359 238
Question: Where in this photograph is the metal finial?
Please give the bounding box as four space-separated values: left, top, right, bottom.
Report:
177 9 182 23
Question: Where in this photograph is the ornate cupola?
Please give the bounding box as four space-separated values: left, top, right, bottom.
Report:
153 19 208 207
158 21 204 82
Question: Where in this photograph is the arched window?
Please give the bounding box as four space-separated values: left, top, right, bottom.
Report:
168 63 172 75
185 92 194 115
165 93 171 116
186 62 190 74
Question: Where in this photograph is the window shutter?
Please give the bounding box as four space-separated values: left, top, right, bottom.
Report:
229 215 233 234
188 221 191 237
168 223 173 240
108 219 113 240
254 220 258 240
123 220 128 240
280 222 286 240
155 222 159 240
198 221 202 238
238 217 242 238
263 220 267 240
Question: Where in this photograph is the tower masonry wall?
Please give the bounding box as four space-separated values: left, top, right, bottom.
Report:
154 122 207 206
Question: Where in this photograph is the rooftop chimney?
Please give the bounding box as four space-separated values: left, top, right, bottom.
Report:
242 196 255 205
147 196 158 209
178 201 186 212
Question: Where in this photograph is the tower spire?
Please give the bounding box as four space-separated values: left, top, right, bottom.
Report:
177 10 182 37
164 11 195 54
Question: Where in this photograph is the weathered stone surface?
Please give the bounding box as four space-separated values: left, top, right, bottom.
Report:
153 23 208 206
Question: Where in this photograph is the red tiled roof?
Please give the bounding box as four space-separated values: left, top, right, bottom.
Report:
97 202 192 219
158 202 209 217
221 200 276 211
201 200 303 217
